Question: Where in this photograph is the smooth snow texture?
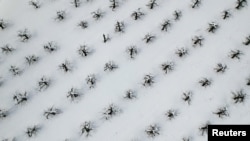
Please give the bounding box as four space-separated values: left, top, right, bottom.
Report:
0 0 250 141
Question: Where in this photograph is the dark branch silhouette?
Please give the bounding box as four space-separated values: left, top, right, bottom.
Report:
1 44 15 54
104 61 118 71
243 35 250 45
26 125 39 137
191 0 201 8
29 0 41 9
145 124 160 137
232 90 246 103
213 107 229 118
103 104 119 120
235 0 247 10
147 0 158 9
67 88 80 101
176 48 188 57
71 0 81 8
26 55 39 65
9 66 21 76
44 107 61 119
92 9 104 20
143 74 154 87
44 41 58 53
199 78 211 87
161 62 174 74
182 91 192 104
86 74 96 88
13 91 28 104
110 0 119 11
55 10 66 21
222 10 231 19
115 21 125 33
81 121 93 137
229 50 242 59
131 8 144 20
207 22 219 33
126 46 138 59
0 19 7 30
78 20 88 29
103 34 110 43
192 36 204 47
18 29 31 42
161 20 171 32
165 109 178 120
173 10 182 21
214 63 227 73
124 90 136 99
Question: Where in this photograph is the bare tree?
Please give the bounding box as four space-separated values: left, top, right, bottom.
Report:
143 34 155 43
214 63 227 73
0 19 7 30
126 46 138 59
26 55 39 65
81 121 93 137
102 34 110 43
59 60 72 72
38 76 50 91
13 91 28 104
44 41 58 53
147 0 158 9
229 50 242 59
78 45 91 57
235 0 247 10
115 21 125 33
247 77 250 86
213 107 229 118
9 66 21 76
199 78 211 87
161 62 174 74
222 10 231 19
199 122 209 135
191 0 201 8
26 125 39 137
67 88 80 101
104 61 118 71
29 0 41 9
1 44 15 54
232 90 246 103
131 8 144 20
207 22 219 33
145 124 160 137
55 10 66 21
103 104 120 120
17 29 31 42
124 90 136 99
173 10 182 21
176 48 188 57
192 36 204 47
44 107 61 119
110 0 119 11
86 74 96 88
92 9 104 20
0 109 8 119
243 35 250 45
161 20 171 32
165 109 178 120
143 74 154 87
182 91 192 104
78 20 88 29
71 0 81 8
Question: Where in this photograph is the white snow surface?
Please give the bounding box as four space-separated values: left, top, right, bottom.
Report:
0 0 250 141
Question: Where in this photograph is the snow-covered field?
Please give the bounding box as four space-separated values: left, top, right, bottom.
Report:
0 0 250 140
